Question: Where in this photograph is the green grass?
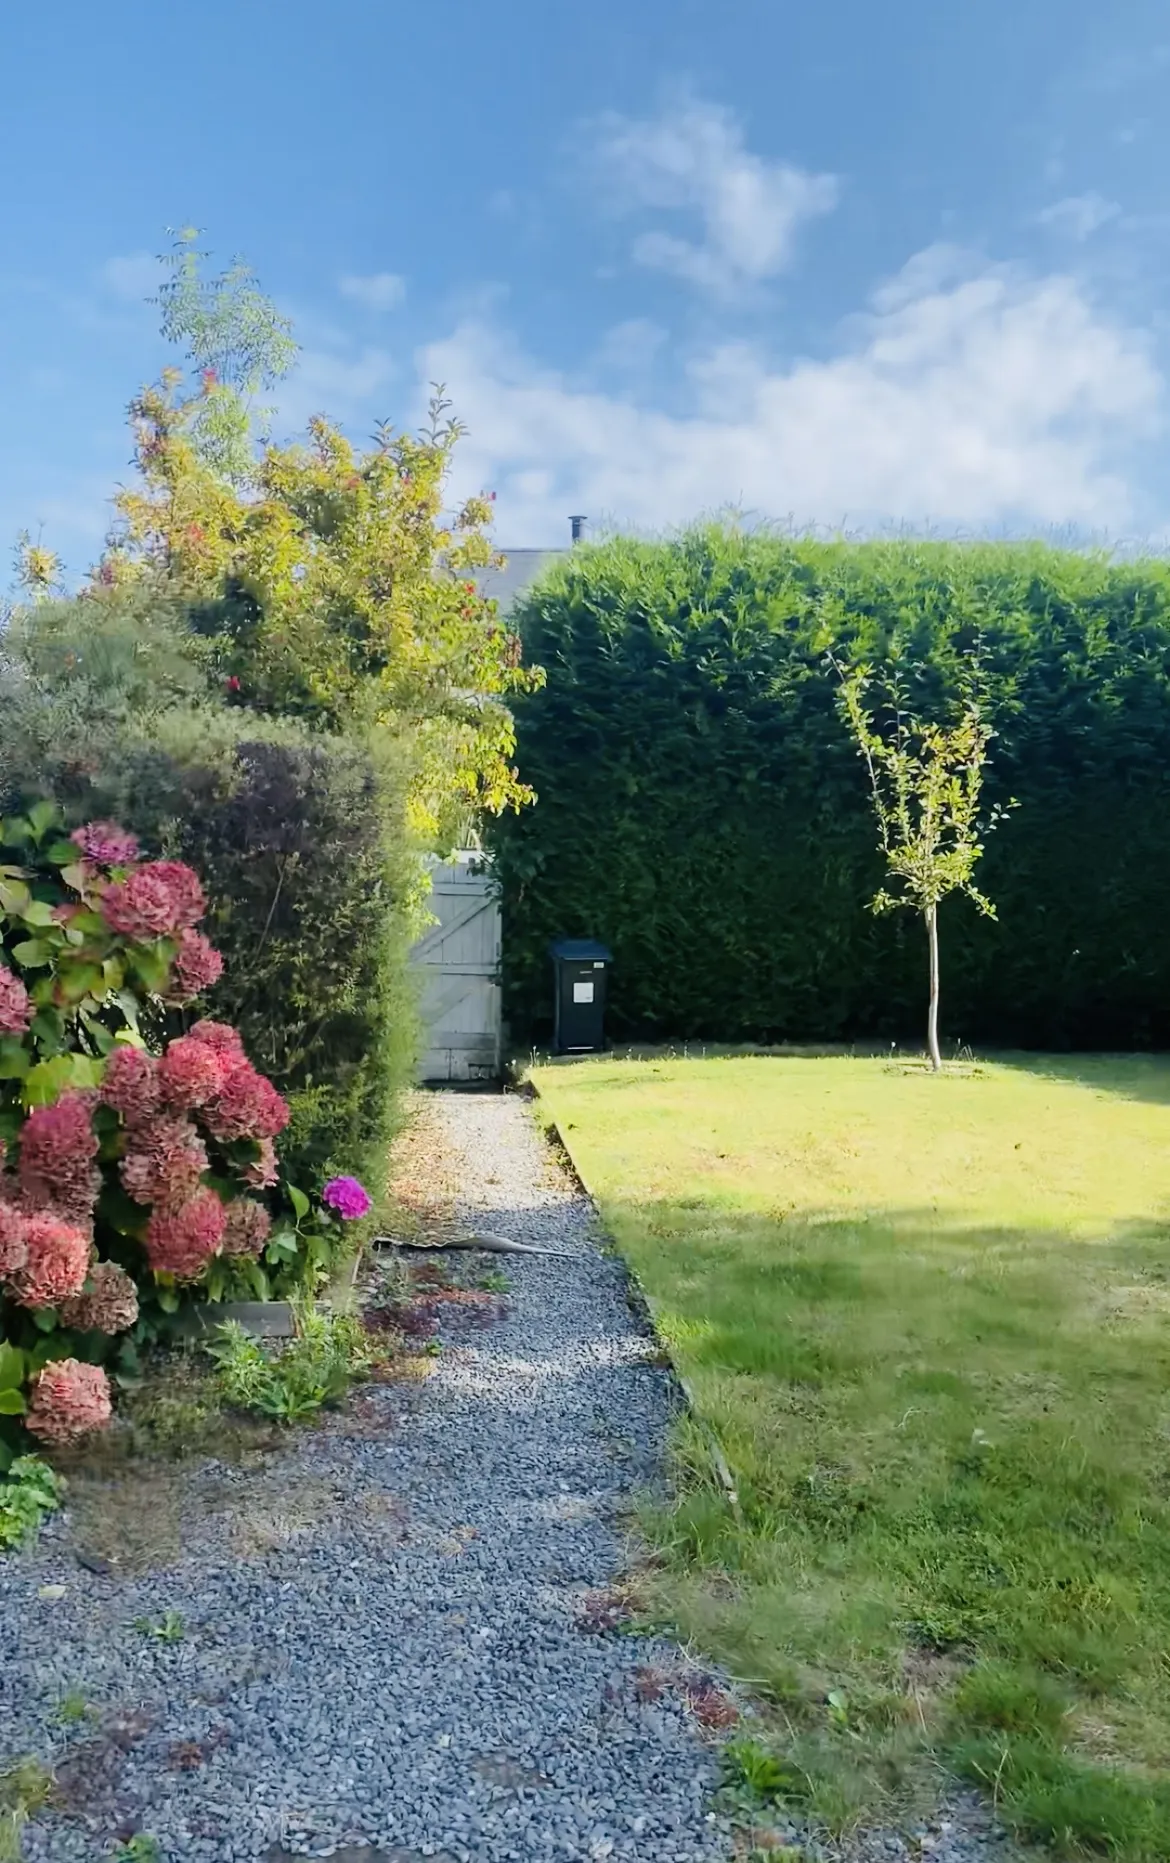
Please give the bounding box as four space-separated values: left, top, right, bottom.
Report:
531 1053 1170 1857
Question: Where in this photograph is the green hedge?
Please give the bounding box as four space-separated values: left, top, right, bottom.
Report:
490 529 1170 1051
0 680 419 1193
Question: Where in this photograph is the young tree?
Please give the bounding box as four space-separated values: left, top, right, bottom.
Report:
83 231 540 844
834 661 1009 1071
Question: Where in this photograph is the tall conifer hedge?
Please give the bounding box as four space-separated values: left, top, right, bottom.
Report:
491 529 1170 1051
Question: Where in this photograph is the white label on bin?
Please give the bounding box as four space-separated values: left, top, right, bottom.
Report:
573 981 595 1003
593 961 605 968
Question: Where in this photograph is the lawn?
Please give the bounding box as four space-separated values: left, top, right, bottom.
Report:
531 1053 1170 1858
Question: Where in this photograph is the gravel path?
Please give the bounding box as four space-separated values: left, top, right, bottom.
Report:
1 1089 1020 1863
1 1091 733 1863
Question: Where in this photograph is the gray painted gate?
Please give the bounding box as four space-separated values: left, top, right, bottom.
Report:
410 852 502 1082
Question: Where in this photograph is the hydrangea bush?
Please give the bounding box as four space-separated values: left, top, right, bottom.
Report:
0 802 367 1469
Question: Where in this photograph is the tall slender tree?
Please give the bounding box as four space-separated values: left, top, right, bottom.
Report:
834 661 1009 1071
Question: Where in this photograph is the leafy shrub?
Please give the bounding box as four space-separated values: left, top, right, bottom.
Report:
0 682 421 1199
492 528 1170 1050
0 1455 61 1550
0 799 363 1476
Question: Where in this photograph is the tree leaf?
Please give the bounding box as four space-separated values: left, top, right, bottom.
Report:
288 1184 310 1221
0 1343 26 1388
130 944 169 993
31 1308 59 1334
23 1055 76 1106
11 938 52 968
19 899 57 928
30 1005 65 1050
0 1389 27 1416
45 839 80 865
0 1038 30 1080
27 799 62 840
56 962 104 1005
0 878 32 915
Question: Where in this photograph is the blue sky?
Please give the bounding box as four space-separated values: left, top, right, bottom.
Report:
2 0 1168 573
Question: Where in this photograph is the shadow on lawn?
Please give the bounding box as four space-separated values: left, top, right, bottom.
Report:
994 1050 1170 1107
610 1192 1170 1854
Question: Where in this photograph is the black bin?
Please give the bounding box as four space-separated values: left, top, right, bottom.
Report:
550 938 612 1054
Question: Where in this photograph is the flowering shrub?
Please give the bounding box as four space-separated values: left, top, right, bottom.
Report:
0 801 369 1479
322 1175 373 1221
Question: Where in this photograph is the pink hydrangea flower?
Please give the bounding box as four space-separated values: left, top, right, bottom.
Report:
144 1189 226 1280
25 1359 112 1445
242 1137 279 1190
121 1115 209 1213
203 1061 290 1143
9 1213 91 1308
322 1175 372 1220
0 1199 28 1280
188 1019 245 1059
0 963 32 1036
70 821 140 867
58 1259 139 1334
18 1090 100 1224
101 860 206 939
169 929 224 1001
220 1198 272 1259
99 1046 161 1126
157 1035 226 1111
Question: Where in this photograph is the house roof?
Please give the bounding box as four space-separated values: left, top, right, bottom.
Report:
475 548 568 615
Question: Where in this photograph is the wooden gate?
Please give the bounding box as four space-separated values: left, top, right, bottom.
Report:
409 853 502 1082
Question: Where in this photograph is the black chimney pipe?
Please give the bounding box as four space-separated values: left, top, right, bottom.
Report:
569 515 587 544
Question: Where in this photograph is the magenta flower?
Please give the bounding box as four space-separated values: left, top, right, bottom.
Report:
100 1045 161 1126
221 1198 272 1259
203 1061 289 1143
169 929 224 1001
26 1359 112 1445
120 1114 209 1214
18 1090 101 1224
70 820 140 867
321 1175 372 1221
157 1034 226 1111
102 860 206 940
188 1019 245 1059
0 964 32 1036
144 1188 226 1280
9 1213 91 1308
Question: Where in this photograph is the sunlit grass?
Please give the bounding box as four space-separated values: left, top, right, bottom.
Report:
532 1054 1170 1856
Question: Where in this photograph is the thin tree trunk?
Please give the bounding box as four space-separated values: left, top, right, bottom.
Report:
926 904 942 1072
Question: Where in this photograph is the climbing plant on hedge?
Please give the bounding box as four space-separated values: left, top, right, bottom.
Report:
0 802 361 1472
490 527 1170 1051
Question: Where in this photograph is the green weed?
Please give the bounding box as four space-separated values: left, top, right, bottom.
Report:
0 1458 62 1553
132 1610 185 1643
208 1302 372 1424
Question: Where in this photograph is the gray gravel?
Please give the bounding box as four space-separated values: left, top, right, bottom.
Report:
1 1090 732 1863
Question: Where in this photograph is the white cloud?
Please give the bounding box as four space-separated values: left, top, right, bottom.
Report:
338 271 406 311
591 96 838 294
593 318 667 374
99 253 160 301
1037 193 1121 241
416 252 1160 542
275 345 397 435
